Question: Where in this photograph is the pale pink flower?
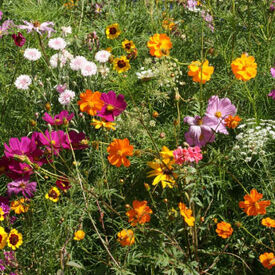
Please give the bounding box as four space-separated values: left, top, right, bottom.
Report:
81 61 97 76
95 50 111 63
173 146 202 165
58 89 75 105
50 50 72 68
48 37 66 50
69 56 87 71
23 48 41 61
61 26 72 36
14 75 32 90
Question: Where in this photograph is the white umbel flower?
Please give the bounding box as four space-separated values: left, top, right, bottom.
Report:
23 48 41 61
81 61 97 76
95 50 111 63
15 75 32 90
58 89 75 105
48 37 66 50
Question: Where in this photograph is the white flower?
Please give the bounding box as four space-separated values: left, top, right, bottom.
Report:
81 61 97 76
23 48 41 61
98 65 110 78
61 26 72 36
136 69 154 80
58 89 75 105
70 56 87 71
95 50 111 63
14 75 32 90
48 37 66 50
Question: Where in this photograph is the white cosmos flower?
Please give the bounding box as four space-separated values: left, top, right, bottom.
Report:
95 50 111 63
81 61 97 76
70 56 87 71
58 89 75 105
23 48 41 61
48 37 66 50
15 75 32 90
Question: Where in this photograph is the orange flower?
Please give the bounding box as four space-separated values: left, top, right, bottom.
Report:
216 221 233 239
261 217 275 228
147 33 172 58
259 252 275 270
11 198 29 214
239 189 270 216
77 90 104 116
107 138 134 167
162 19 176 31
117 229 135 247
224 115 242 129
126 200 153 226
188 60 214 84
178 202 195 226
231 53 257 81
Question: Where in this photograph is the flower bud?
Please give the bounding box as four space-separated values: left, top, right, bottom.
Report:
45 102 51 111
152 111 159 118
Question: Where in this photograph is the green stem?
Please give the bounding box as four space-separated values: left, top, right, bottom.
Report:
244 82 258 124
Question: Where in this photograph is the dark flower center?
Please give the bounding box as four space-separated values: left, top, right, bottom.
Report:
163 168 172 175
0 235 2 243
117 60 126 68
9 234 19 245
19 182 26 189
49 190 58 199
109 27 117 35
33 21 41 28
0 166 6 172
125 43 131 50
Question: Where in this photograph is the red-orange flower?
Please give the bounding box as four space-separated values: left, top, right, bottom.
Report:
178 202 195 226
261 217 275 228
147 33 172 58
259 252 275 270
77 90 104 116
126 200 153 226
239 189 270 216
224 115 242 129
216 221 233 239
117 229 135 247
107 138 134 167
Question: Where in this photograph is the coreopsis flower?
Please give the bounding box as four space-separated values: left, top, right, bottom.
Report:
147 158 177 188
162 19 176 31
23 48 41 61
122 39 136 53
160 146 174 161
70 56 87 71
126 200 153 226
18 20 55 38
147 33 172 58
95 50 111 63
113 56 130 73
56 178 71 192
259 252 275 270
14 75 32 90
0 207 4 221
173 146 202 165
117 229 135 247
239 189 270 216
12 32 26 47
81 61 97 76
107 138 134 167
42 110 74 126
91 118 116 130
268 90 275 100
7 229 23 250
231 53 257 81
106 23 121 39
261 217 275 228
73 230 85 241
45 187 60 202
7 179 37 198
178 202 195 226
10 198 29 214
224 115 241 129
216 221 233 238
0 226 8 249
77 90 104 116
187 60 214 83
58 89 75 105
48 37 66 50
97 90 127 121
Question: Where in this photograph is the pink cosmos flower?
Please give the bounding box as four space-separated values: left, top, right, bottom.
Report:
7 178 37 198
0 11 3 20
173 146 202 165
268 90 275 100
97 90 127 121
204 96 237 134
65 131 88 150
184 115 215 147
7 160 33 179
55 84 67 93
12 32 26 47
42 110 74 126
0 20 14 38
18 20 55 37
271 67 275 78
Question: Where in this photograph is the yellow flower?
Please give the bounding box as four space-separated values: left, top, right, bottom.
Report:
147 33 172 58
11 198 29 214
7 229 23 250
74 230 85 241
188 60 214 84
178 202 195 226
162 19 176 31
91 118 116 130
160 146 174 161
117 229 135 246
113 56 131 73
122 39 136 53
0 226 8 249
106 23 121 39
45 187 60 202
0 207 5 221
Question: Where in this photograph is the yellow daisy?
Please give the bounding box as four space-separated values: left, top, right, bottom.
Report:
113 56 130 73
106 23 121 39
0 226 8 249
7 229 23 250
45 187 60 202
122 39 136 53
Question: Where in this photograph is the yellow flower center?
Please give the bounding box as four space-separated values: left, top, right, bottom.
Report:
197 119 203 125
0 166 5 172
215 111 222 118
51 140 56 145
107 104 115 111
19 182 26 189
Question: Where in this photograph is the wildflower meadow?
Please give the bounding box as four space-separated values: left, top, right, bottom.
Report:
0 0 275 274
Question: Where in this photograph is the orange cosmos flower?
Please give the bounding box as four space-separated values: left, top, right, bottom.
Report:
261 217 275 228
74 230 85 241
239 189 270 216
10 198 29 214
147 33 172 58
188 60 214 84
162 19 176 31
77 90 104 116
107 138 134 167
126 200 153 226
259 252 275 270
216 221 233 239
117 229 135 247
231 53 257 81
224 115 242 129
178 202 195 226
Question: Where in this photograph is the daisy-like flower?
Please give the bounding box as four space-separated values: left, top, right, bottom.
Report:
117 229 135 247
91 118 116 130
81 61 97 76
122 39 136 53
162 19 176 31
187 60 214 84
14 75 32 90
159 146 174 162
259 252 275 270
107 138 134 167
23 48 41 61
113 56 130 73
7 179 37 198
69 56 87 71
147 33 172 58
73 230 85 241
178 202 195 226
7 229 23 250
261 217 275 228
95 50 111 63
48 37 66 50
42 110 74 126
0 226 8 249
0 20 14 38
65 130 89 150
45 187 60 202
126 200 153 226
216 221 233 238
239 189 270 216
56 178 71 192
147 158 177 188
106 23 121 39
224 115 241 129
58 89 75 105
231 53 257 81
12 32 26 47
10 198 29 214
18 20 55 38
77 90 104 116
173 146 202 165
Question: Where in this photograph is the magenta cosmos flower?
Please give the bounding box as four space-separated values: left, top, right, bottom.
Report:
42 110 74 126
204 96 237 134
18 20 55 38
268 90 275 100
12 32 26 47
7 178 37 198
184 115 215 147
271 67 275 78
97 90 127 121
173 146 203 164
65 130 88 150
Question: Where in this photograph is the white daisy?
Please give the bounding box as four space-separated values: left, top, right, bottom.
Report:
14 75 32 90
48 37 66 50
81 61 97 76
69 56 87 71
95 50 111 63
23 48 41 61
58 89 75 105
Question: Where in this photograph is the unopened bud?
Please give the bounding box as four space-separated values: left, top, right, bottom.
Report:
175 91 180 101
173 120 179 126
144 183 150 191
152 111 159 118
30 119 37 127
159 132 166 139
134 150 141 157
163 198 168 203
235 221 242 228
45 102 51 111
125 204 131 209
